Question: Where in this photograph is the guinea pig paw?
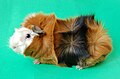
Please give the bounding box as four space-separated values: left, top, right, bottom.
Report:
33 59 41 64
76 65 83 70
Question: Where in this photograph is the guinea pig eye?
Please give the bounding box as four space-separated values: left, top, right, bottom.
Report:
26 34 31 38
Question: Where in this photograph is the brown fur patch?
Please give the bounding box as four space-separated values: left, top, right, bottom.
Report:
23 13 58 65
84 18 112 67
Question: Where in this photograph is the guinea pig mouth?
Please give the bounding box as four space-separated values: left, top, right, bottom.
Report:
12 45 20 50
9 44 27 55
11 46 20 52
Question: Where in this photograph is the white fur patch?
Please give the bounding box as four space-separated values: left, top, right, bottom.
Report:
24 13 37 21
9 27 38 54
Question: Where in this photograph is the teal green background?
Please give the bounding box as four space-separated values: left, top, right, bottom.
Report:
0 0 120 79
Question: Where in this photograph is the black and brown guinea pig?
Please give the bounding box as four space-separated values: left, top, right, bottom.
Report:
9 13 112 69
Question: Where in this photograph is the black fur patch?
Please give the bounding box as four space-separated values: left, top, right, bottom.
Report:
57 16 91 67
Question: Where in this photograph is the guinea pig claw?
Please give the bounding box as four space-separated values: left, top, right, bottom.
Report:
24 55 26 57
33 59 41 64
76 65 83 70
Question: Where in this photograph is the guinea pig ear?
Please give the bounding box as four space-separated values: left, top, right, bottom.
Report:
31 25 45 36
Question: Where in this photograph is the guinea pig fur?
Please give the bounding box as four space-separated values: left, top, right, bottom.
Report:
9 13 112 69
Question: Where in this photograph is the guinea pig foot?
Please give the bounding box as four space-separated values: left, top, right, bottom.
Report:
33 59 41 64
76 65 83 70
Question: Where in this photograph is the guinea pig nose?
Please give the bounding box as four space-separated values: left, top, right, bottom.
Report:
13 46 17 49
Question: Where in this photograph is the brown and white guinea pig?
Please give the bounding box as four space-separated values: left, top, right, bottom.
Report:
9 13 112 69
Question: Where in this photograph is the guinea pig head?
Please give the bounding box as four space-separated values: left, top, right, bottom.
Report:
9 26 44 55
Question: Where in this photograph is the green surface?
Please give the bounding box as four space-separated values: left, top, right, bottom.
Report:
0 0 120 79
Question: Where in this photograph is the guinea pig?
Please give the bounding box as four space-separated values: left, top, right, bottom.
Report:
9 13 112 69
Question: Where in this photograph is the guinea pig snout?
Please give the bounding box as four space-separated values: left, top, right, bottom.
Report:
10 43 18 49
12 46 17 49
9 36 19 50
